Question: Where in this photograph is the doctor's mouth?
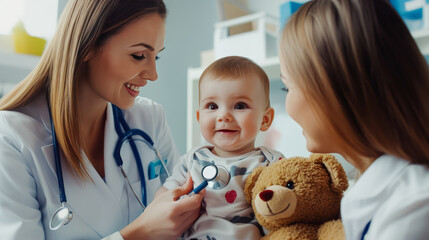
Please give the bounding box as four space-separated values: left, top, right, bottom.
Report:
124 82 145 97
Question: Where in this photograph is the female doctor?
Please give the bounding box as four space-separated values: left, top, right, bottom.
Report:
0 0 204 239
279 0 429 239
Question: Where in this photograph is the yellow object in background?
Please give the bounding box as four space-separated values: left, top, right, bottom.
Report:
12 21 46 56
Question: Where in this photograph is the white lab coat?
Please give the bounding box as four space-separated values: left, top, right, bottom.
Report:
0 93 179 239
341 154 429 240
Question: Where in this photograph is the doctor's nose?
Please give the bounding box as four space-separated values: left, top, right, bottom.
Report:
139 59 158 81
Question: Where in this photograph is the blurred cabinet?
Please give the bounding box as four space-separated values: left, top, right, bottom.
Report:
413 28 429 54
0 52 39 97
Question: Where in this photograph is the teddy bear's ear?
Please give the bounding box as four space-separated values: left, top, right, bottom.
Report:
244 166 265 203
313 154 349 193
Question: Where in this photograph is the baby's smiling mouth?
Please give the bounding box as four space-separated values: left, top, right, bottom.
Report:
216 129 238 133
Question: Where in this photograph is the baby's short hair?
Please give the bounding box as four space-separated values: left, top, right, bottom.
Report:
199 56 270 107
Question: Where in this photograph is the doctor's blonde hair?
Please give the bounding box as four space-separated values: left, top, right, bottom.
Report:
280 0 429 164
0 0 167 180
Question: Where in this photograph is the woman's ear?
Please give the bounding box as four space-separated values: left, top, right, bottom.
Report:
83 50 96 62
260 107 274 131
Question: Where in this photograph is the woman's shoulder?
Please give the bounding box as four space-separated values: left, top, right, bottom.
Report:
0 96 50 145
382 156 429 205
0 109 44 135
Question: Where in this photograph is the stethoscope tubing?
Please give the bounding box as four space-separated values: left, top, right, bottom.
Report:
49 102 170 230
112 105 148 207
49 105 67 203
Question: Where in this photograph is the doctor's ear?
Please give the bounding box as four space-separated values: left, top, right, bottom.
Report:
260 107 274 132
83 50 97 62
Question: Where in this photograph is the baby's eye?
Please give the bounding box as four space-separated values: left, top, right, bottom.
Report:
132 54 145 61
207 103 218 110
234 102 247 110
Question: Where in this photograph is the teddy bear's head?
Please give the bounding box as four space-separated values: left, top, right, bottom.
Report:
244 154 348 231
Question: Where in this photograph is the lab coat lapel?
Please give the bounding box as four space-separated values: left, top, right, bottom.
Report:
41 144 124 236
40 103 126 236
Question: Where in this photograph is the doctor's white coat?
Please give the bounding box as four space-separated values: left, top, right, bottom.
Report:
0 93 179 239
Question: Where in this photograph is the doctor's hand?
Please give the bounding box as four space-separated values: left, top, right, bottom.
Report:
120 174 205 240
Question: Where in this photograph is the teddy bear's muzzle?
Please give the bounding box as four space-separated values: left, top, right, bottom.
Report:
254 185 297 220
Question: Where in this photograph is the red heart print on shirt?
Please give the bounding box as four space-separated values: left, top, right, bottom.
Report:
225 190 237 203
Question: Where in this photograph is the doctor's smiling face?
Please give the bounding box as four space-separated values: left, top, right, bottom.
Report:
197 74 274 158
83 12 165 109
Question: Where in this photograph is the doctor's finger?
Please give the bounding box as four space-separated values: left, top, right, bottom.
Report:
172 174 194 198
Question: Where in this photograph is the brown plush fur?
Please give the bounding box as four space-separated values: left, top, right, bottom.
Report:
244 154 348 240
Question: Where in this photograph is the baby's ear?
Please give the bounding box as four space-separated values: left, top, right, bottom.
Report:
196 110 200 122
244 166 264 203
260 107 275 131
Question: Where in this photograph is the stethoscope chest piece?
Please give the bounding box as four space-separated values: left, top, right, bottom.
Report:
205 165 230 190
49 202 73 230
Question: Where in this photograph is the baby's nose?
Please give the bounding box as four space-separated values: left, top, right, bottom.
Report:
217 112 231 122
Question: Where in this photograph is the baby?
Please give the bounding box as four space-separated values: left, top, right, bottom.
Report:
161 56 283 239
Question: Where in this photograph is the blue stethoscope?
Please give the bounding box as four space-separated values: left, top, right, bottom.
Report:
49 104 170 230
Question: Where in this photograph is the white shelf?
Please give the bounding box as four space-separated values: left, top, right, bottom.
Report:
412 29 429 55
0 51 40 71
0 51 41 85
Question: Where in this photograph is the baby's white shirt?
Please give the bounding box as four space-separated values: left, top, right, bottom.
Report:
163 146 284 240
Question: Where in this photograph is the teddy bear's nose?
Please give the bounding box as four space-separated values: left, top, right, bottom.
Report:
259 189 274 202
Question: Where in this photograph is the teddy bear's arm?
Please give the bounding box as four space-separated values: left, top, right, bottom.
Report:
318 219 345 240
262 224 319 240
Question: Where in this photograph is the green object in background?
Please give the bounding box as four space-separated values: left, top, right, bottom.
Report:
12 20 46 56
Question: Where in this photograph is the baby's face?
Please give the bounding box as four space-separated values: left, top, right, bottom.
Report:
198 75 269 157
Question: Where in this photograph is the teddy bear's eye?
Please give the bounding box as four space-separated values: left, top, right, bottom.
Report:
286 181 294 189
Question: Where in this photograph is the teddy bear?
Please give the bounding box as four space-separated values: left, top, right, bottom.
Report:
244 154 349 240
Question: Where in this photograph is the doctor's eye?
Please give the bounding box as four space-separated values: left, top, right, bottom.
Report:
207 103 218 110
155 55 160 61
234 102 248 110
131 54 145 61
286 180 294 189
281 87 289 93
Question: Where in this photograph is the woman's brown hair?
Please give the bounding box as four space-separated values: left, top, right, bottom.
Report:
280 0 429 164
0 0 167 180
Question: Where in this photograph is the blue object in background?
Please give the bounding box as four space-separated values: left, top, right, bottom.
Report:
425 55 429 64
389 0 424 30
280 1 308 29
